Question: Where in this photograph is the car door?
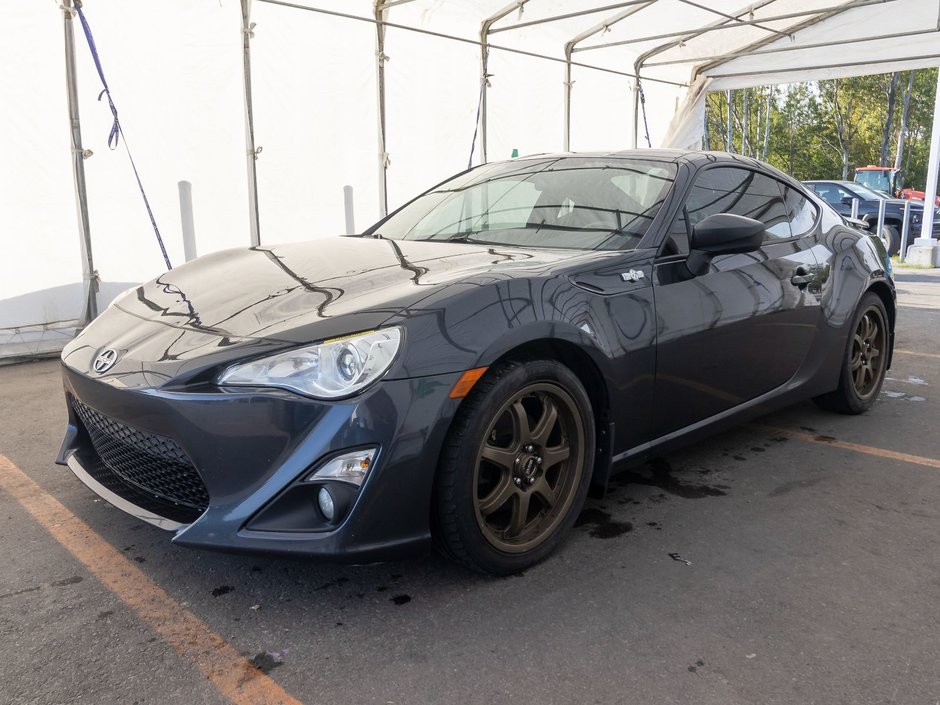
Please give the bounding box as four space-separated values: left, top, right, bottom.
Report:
651 166 823 438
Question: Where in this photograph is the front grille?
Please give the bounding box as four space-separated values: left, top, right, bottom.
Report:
71 398 209 513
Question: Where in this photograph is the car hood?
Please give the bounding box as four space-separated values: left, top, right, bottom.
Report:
111 236 595 342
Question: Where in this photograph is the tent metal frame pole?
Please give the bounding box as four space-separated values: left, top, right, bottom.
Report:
915 66 940 245
480 2 530 165
375 1 390 217
707 53 940 81
62 0 97 324
696 0 894 77
631 0 775 148
575 0 898 53
240 0 261 247
561 1 657 152
678 0 791 40
490 0 652 34
255 0 686 88
647 28 940 68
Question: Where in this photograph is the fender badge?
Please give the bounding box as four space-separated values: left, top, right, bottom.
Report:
620 270 646 282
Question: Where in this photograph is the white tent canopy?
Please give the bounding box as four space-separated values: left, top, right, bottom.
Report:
2 0 938 359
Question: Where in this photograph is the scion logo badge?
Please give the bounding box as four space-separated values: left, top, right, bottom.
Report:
92 348 118 374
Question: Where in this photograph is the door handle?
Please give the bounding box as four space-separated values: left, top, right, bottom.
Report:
790 267 813 288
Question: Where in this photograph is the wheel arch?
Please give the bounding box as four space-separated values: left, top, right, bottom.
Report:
865 280 896 369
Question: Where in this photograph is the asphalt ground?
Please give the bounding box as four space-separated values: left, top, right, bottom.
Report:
1 270 938 705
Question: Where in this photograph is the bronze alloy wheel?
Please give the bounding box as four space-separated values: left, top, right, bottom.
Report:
850 305 888 400
472 382 585 555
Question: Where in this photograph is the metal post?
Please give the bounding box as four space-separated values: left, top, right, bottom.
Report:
375 1 390 218
900 200 912 261
851 199 860 220
565 44 575 151
343 185 356 235
562 2 655 152
876 197 886 243
62 0 98 324
240 0 261 247
916 66 940 245
178 181 197 262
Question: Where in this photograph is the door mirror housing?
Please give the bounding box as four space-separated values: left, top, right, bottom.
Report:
686 214 765 277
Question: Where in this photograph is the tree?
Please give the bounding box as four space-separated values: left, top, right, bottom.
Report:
701 68 937 196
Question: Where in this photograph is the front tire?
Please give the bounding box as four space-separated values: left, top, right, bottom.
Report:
813 292 890 414
434 360 595 574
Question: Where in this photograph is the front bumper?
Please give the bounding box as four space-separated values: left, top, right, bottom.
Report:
58 364 463 562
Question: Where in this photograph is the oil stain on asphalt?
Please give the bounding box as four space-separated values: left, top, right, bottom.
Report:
613 458 728 499
575 507 633 538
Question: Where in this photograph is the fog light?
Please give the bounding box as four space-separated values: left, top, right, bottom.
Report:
306 448 377 486
318 486 335 521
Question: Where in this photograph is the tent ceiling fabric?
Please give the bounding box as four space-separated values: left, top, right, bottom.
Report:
261 0 940 148
278 0 939 87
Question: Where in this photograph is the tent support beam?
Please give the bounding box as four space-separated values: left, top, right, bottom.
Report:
562 1 657 152
647 28 940 68
375 1 390 217
490 0 651 34
678 0 791 40
577 0 898 53
480 2 530 165
240 0 261 247
255 0 685 88
697 0 898 78
707 53 940 81
631 0 776 148
62 0 97 324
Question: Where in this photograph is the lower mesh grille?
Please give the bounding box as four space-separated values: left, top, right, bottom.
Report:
71 398 209 513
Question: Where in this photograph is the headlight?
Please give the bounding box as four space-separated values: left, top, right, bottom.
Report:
218 327 402 399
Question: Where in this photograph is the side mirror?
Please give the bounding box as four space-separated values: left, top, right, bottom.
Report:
841 196 855 206
691 213 765 255
686 213 764 277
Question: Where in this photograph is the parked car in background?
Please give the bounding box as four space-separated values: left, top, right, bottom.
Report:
58 152 896 574
804 179 940 256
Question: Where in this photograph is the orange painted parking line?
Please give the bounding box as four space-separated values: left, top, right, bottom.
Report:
756 427 940 470
0 454 303 705
894 349 940 359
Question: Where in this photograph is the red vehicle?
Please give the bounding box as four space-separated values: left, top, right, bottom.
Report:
855 166 940 205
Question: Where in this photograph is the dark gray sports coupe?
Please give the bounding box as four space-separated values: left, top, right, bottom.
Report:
58 150 895 574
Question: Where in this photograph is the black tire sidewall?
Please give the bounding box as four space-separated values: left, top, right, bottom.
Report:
436 360 595 574
885 225 901 257
839 293 889 413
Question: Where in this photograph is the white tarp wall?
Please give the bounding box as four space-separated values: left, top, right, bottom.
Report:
3 0 937 358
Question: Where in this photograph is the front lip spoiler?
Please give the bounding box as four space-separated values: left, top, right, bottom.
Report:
66 454 186 532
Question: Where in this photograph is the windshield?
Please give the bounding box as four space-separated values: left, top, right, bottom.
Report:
855 170 891 192
374 157 677 250
850 183 888 201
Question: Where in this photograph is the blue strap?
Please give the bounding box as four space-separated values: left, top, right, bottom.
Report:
73 2 173 271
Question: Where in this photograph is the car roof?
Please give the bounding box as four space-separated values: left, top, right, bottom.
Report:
514 149 768 166
803 180 857 187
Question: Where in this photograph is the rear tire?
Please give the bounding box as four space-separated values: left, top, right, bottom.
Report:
434 360 594 574
813 292 889 414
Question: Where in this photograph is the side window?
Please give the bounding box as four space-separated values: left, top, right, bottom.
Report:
782 186 818 236
662 167 791 255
